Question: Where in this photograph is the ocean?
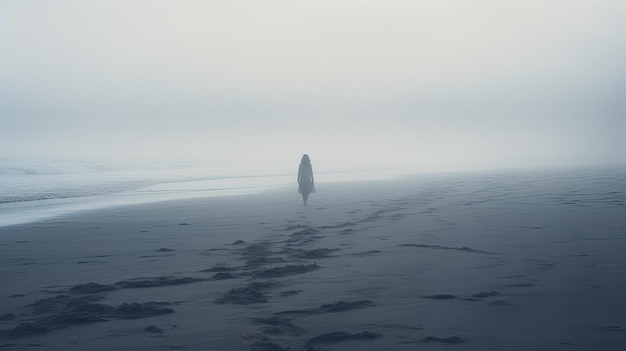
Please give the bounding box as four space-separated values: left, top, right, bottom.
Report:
0 158 399 227
2 158 623 228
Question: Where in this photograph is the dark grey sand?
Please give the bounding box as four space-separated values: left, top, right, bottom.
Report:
1 167 625 350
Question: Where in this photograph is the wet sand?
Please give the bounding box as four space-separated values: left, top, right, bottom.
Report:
1 168 625 350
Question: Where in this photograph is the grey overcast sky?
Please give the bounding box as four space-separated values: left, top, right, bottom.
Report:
1 0 624 173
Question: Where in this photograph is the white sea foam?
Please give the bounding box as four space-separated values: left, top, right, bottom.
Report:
0 158 212 176
0 158 234 203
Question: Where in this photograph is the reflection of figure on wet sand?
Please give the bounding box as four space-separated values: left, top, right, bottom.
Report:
297 154 315 206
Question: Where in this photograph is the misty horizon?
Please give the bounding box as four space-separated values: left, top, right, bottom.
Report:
1 1 624 174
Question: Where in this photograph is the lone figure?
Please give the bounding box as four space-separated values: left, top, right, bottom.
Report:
297 154 315 205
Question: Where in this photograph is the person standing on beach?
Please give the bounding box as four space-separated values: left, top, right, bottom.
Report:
298 154 315 205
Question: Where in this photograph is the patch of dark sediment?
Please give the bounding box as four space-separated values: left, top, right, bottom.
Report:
318 222 356 230
421 294 457 300
307 331 382 345
284 248 339 259
320 300 374 312
70 282 116 294
66 276 204 296
422 336 465 344
276 300 374 316
292 228 320 234
246 257 288 269
252 316 291 326
200 248 228 255
248 336 292 351
253 263 320 278
215 282 277 305
209 272 240 280
398 243 498 254
284 229 324 246
47 305 114 324
114 276 204 289
261 324 306 336
143 325 165 335
284 237 323 247
32 295 173 320
240 242 276 259
472 291 499 298
1 322 49 338
423 291 502 301
289 228 321 237
116 302 174 319
499 274 535 279
29 294 105 315
362 206 407 223
284 224 308 231
3 296 174 338
507 283 535 287
525 258 556 268
601 325 623 332
200 265 239 273
351 250 381 256
0 314 16 321
252 317 306 336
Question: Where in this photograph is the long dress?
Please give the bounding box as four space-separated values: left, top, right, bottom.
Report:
298 162 315 194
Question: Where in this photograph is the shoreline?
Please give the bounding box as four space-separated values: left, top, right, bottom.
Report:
0 168 406 228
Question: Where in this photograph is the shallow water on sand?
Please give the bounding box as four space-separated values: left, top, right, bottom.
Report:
0 162 399 227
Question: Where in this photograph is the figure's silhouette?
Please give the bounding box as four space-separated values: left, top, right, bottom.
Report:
297 154 315 205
